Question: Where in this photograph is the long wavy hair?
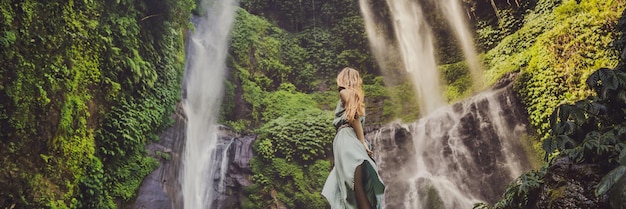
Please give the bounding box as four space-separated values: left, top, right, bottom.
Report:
336 67 365 122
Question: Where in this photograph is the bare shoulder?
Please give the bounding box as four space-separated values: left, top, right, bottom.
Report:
339 88 353 104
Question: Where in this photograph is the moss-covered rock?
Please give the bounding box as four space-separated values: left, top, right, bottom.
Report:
533 157 610 209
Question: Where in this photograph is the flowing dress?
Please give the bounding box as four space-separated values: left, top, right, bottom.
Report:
322 100 385 209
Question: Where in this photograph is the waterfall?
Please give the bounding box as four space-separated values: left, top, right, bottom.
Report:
181 0 238 208
368 82 531 208
218 139 235 194
360 0 531 208
359 0 395 76
360 0 445 114
385 0 445 115
359 0 486 106
439 0 485 89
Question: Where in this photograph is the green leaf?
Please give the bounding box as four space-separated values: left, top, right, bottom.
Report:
586 102 606 116
587 68 618 98
542 135 560 160
603 72 619 91
619 126 626 137
559 134 577 148
615 70 626 88
618 91 626 104
596 166 626 196
587 68 604 89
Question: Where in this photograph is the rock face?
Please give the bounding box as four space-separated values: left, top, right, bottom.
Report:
134 73 534 209
365 72 533 208
531 157 610 209
210 131 255 209
133 103 256 209
134 103 186 209
365 124 417 209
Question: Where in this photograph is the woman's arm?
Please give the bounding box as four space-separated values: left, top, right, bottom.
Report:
349 116 373 156
340 89 373 156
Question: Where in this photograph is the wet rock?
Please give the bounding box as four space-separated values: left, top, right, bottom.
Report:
133 171 172 209
134 103 186 209
133 103 256 209
210 133 256 209
366 72 533 208
365 124 415 209
532 157 610 209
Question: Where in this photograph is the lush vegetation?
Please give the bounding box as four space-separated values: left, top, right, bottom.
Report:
480 0 624 140
223 3 422 207
475 66 626 209
221 6 423 132
0 0 194 208
4 0 626 208
227 0 626 207
474 0 626 207
244 108 334 209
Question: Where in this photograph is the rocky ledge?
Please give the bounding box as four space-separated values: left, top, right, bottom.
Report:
133 103 256 209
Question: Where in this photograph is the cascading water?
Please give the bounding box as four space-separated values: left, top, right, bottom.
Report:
359 0 396 76
181 0 238 208
360 0 532 208
439 0 485 89
373 0 445 115
217 140 234 194
368 80 532 208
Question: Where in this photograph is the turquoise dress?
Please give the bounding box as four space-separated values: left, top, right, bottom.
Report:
322 100 385 209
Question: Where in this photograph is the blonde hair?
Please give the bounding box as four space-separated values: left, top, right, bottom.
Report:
337 67 365 122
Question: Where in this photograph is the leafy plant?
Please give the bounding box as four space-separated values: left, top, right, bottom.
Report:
0 0 193 207
480 67 626 208
245 108 334 209
256 108 334 163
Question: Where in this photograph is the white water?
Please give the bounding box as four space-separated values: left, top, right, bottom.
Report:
181 0 238 208
369 88 530 209
439 0 485 89
365 0 445 115
218 140 235 193
403 89 528 208
360 0 528 208
359 0 396 75
359 0 486 111
388 0 445 114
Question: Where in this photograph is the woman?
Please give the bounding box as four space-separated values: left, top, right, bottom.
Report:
322 67 385 209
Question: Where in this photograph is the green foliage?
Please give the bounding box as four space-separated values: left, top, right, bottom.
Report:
478 2 626 205
480 66 626 208
484 0 624 141
439 61 473 102
538 68 626 209
78 158 115 209
245 109 334 209
310 90 338 111
0 0 193 207
473 0 561 51
542 68 626 164
242 0 359 33
223 9 323 128
383 82 421 123
224 2 387 129
475 20 504 51
256 108 334 163
241 0 377 77
262 83 318 123
474 168 546 209
229 9 314 91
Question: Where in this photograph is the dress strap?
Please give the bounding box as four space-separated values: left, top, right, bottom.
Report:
336 123 351 132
